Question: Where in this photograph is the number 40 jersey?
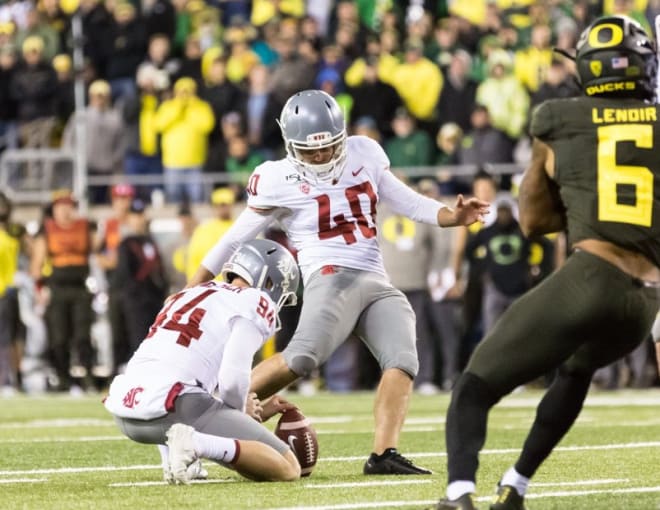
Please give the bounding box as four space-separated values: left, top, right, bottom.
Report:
530 96 660 267
246 135 442 282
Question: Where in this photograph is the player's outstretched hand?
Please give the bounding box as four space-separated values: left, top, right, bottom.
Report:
261 395 298 422
440 194 490 227
246 392 264 422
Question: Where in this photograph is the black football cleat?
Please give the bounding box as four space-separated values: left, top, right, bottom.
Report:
362 448 432 475
435 493 479 510
489 484 527 510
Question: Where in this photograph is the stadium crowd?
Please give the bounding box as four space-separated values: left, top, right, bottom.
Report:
1 0 659 396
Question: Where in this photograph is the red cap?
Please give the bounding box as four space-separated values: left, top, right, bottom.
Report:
111 184 136 198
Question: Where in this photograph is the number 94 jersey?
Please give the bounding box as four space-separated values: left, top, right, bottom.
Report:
247 136 388 282
530 96 660 267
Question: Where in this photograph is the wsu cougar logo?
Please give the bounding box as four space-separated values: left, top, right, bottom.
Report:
122 387 144 408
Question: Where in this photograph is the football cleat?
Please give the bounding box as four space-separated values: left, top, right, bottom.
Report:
489 484 527 510
163 459 208 485
166 424 197 485
435 493 479 510
363 448 432 475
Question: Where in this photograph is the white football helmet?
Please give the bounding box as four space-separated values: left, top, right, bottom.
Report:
277 89 347 185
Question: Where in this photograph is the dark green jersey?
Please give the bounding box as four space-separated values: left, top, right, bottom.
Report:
530 96 660 267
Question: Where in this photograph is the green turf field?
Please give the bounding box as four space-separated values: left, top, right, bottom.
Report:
1 389 659 510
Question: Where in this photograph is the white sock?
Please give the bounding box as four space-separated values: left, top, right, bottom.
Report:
157 444 169 469
447 480 476 500
191 431 239 464
501 467 530 496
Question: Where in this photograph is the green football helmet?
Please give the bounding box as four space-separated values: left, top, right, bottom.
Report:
575 15 657 101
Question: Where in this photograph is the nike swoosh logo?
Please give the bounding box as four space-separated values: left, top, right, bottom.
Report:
287 435 298 451
352 166 364 177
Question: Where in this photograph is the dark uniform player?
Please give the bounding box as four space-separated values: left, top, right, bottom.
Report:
435 16 660 510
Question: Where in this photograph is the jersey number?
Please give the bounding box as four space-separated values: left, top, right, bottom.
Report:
597 124 653 227
146 289 216 347
256 296 275 328
315 182 378 245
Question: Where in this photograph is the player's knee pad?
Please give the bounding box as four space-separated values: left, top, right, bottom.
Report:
287 355 317 378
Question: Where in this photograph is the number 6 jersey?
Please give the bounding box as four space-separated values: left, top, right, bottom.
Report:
244 136 443 283
530 97 660 267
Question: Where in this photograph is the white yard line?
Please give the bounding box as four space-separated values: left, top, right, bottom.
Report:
0 478 48 484
533 478 628 487
0 436 126 444
0 419 115 429
2 441 660 476
304 480 432 489
109 479 236 487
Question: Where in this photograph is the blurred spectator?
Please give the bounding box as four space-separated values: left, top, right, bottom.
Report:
39 0 71 54
419 179 462 391
347 55 402 139
113 198 168 359
436 49 477 132
269 34 315 105
165 202 197 293
467 197 531 335
245 64 276 153
251 0 304 27
106 2 146 101
385 107 434 169
514 23 553 94
476 49 529 143
62 80 124 204
458 104 513 166
154 76 215 203
435 122 463 166
530 58 580 109
10 36 58 149
30 190 95 393
225 26 259 84
225 135 265 178
378 189 444 395
141 33 181 85
251 18 280 66
94 183 134 375
384 38 443 131
352 116 382 143
449 171 498 364
52 53 74 144
121 63 168 202
15 3 60 62
80 0 114 79
185 187 236 281
0 191 22 394
173 33 203 86
0 45 18 150
143 0 176 42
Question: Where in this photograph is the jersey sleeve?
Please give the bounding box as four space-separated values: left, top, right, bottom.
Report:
529 100 558 141
230 288 278 340
350 135 390 176
246 161 286 211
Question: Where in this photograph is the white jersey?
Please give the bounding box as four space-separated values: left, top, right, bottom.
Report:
246 136 442 281
104 282 276 420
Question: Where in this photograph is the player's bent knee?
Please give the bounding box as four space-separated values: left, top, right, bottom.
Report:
381 352 418 379
282 450 301 481
287 354 317 378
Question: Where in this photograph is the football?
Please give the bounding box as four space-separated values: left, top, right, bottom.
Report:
274 408 318 477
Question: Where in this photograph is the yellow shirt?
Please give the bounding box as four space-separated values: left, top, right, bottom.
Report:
0 229 19 297
186 218 235 281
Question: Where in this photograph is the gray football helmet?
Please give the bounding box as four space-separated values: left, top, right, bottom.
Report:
277 89 348 184
221 239 300 326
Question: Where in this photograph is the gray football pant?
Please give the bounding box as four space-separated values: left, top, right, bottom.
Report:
114 393 289 454
282 267 419 379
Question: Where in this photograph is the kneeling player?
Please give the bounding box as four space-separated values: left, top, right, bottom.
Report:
104 239 302 483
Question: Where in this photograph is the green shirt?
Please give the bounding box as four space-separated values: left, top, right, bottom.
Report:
530 96 660 266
